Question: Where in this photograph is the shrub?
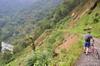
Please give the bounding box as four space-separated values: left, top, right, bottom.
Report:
0 52 15 64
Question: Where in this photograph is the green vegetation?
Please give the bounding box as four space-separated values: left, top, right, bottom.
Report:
71 3 100 37
52 2 100 66
0 0 100 66
26 2 100 66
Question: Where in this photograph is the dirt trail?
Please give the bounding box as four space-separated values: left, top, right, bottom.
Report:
75 38 100 66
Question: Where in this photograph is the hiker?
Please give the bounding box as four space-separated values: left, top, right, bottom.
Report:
84 27 94 55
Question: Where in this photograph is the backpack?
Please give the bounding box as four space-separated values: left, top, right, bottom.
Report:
85 34 92 42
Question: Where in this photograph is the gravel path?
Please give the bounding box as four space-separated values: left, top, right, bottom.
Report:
75 38 100 66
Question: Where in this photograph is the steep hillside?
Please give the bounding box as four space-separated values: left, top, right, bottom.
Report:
0 0 64 57
0 0 99 66
5 0 100 66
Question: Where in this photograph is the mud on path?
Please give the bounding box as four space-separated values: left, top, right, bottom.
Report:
75 38 100 66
